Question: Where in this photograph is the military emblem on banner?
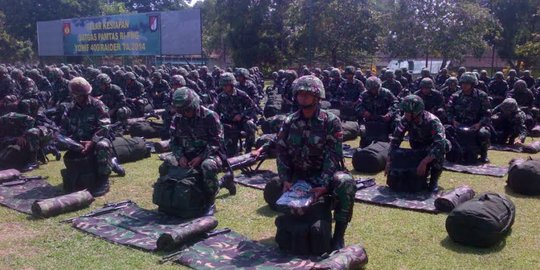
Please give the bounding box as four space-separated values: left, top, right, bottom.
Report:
63 22 71 35
149 15 159 32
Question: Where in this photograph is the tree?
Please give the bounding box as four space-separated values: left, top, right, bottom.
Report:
0 11 33 62
119 0 189 12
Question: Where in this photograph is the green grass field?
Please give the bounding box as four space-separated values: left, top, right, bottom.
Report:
1 136 540 269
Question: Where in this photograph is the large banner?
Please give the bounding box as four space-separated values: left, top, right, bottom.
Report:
62 13 161 56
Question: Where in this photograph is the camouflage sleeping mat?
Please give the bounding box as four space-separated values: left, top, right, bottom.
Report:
354 184 445 214
0 178 62 214
172 230 368 270
69 201 218 251
234 170 280 190
489 142 540 154
443 161 507 177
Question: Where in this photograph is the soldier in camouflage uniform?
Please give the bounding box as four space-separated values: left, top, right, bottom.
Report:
381 70 403 97
199 66 215 91
49 68 71 107
337 66 365 121
387 95 449 192
149 72 171 109
0 66 18 101
441 77 460 105
189 70 207 93
520 70 535 89
124 72 149 117
412 68 433 91
276 75 355 251
96 73 131 126
488 72 509 108
215 73 259 157
27 69 53 94
356 76 400 147
491 98 527 145
235 68 260 104
479 70 491 86
280 70 297 113
61 77 115 196
0 112 41 169
446 72 492 163
161 87 231 201
413 78 444 117
327 68 343 105
435 68 450 88
507 69 518 89
395 69 409 90
507 79 536 129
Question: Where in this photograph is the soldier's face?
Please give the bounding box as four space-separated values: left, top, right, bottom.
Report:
73 94 88 105
346 74 353 80
176 107 195 117
421 87 430 94
297 91 317 107
404 112 421 123
461 83 473 92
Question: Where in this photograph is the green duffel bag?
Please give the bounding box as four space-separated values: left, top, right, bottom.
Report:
507 158 540 195
112 136 150 164
342 121 360 142
152 166 212 219
446 193 516 248
128 121 163 139
352 141 390 174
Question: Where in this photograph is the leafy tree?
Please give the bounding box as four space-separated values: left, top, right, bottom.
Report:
0 11 33 62
119 0 188 12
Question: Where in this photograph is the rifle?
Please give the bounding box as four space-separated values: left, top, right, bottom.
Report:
61 200 133 223
159 228 232 264
0 175 47 187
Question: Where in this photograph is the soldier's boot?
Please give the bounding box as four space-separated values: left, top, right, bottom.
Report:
111 157 126 177
92 175 110 197
52 147 62 161
219 173 236 195
479 149 490 164
22 152 40 172
429 168 442 193
332 222 348 251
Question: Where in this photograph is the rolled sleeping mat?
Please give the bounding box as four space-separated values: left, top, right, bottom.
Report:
156 216 218 251
31 190 94 218
154 140 170 153
311 244 369 270
0 169 21 183
434 186 475 212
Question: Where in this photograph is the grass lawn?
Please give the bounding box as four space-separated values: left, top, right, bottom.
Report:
1 135 539 269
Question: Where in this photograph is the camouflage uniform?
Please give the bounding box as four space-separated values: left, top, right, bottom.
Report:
101 84 131 124
236 79 259 104
149 76 171 109
0 69 18 100
488 75 509 108
337 77 364 120
62 96 112 177
492 98 527 144
507 80 536 129
50 76 71 106
413 89 444 114
0 112 41 165
215 87 258 157
381 75 403 97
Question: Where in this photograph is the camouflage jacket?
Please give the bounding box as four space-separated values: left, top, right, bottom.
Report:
201 74 215 90
0 112 35 138
488 80 509 98
170 106 223 160
356 88 399 118
236 80 259 101
100 84 127 111
447 89 491 126
0 75 18 99
150 79 171 95
327 78 343 99
214 88 258 123
390 111 447 161
382 79 403 97
440 86 460 105
413 89 444 113
492 109 527 142
337 79 364 102
50 78 71 105
507 89 535 108
61 97 109 142
435 74 450 87
125 81 145 99
276 108 343 188
35 76 53 93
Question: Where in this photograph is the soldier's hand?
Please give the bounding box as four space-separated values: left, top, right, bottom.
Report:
251 147 263 158
282 181 292 192
81 141 95 155
188 156 203 168
233 114 242 122
178 157 188 168
416 161 428 177
15 136 27 148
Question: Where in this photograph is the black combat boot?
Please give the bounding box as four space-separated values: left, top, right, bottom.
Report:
111 157 126 177
429 168 442 193
479 150 490 163
219 173 236 195
331 222 348 251
52 147 62 161
92 175 110 197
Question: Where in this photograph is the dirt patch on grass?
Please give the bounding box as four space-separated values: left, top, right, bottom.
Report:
0 222 41 258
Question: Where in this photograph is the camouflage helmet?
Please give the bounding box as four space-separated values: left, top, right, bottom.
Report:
189 70 199 78
480 70 488 76
508 69 517 76
152 71 162 80
96 73 111 85
344 66 355 75
235 68 249 78
10 69 23 80
513 80 527 91
0 66 8 75
330 68 341 78
219 72 237 86
292 75 325 99
286 70 298 80
271 71 278 79
446 76 458 85
394 69 403 76
322 70 330 77
365 76 382 91
400 95 425 115
459 72 478 85
419 78 434 89
494 71 504 79
171 75 186 86
17 99 40 116
178 67 189 77
458 66 466 74
50 68 64 79
421 68 430 77
524 70 531 76
69 77 92 95
496 98 518 113
385 70 395 79
172 87 200 111
125 72 136 80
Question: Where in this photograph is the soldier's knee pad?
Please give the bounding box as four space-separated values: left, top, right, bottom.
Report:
332 171 355 192
201 158 219 173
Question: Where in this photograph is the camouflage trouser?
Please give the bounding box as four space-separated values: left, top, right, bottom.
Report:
113 106 132 125
25 128 41 154
477 127 491 152
224 120 256 157
160 155 222 197
94 138 113 176
493 118 522 144
330 171 356 223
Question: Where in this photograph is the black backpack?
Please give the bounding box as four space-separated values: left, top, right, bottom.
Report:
61 151 98 193
360 121 390 148
112 136 150 164
342 121 360 142
352 141 390 174
128 121 163 139
386 148 428 192
446 126 480 164
507 158 540 195
446 193 515 248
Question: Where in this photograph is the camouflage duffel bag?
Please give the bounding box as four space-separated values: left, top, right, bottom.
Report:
386 148 429 192
352 141 390 173
112 136 150 164
61 151 98 193
152 166 212 219
128 121 163 139
446 193 515 248
31 190 94 218
507 158 540 195
274 201 333 256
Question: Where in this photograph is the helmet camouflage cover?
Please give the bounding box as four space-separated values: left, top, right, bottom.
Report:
292 75 326 99
401 95 425 115
173 87 200 110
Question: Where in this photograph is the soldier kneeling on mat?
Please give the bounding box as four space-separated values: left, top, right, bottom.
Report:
491 98 527 146
265 75 356 251
61 77 124 197
385 95 450 192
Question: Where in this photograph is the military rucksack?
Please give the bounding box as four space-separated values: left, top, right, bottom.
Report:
446 193 515 248
128 121 163 139
352 141 390 173
342 121 360 142
446 126 480 164
112 136 150 164
61 151 98 193
360 121 390 148
152 166 212 219
386 148 429 192
507 158 540 195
